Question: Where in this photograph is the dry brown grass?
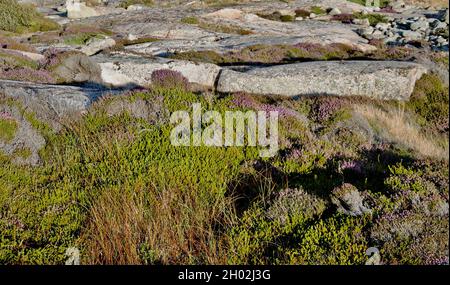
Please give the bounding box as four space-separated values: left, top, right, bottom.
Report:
82 183 233 264
354 104 449 160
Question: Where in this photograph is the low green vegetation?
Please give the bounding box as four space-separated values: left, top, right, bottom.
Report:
310 6 327 15
0 117 17 142
407 73 449 135
0 0 59 33
183 18 253 35
0 72 448 264
347 0 391 7
119 0 154 9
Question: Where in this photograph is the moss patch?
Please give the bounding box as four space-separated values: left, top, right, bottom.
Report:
0 118 17 142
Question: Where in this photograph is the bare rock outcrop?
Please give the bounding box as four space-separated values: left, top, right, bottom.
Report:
217 61 427 100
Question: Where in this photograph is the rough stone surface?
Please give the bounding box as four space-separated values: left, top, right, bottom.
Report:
331 183 371 216
0 103 46 166
52 52 102 84
217 61 427 100
80 37 116 56
93 54 222 89
0 79 120 129
66 0 99 19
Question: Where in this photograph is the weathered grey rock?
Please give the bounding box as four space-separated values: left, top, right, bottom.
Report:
52 52 102 84
80 37 116 56
371 30 386 40
331 183 371 216
353 18 371 26
438 9 449 24
0 103 45 166
217 61 427 100
410 20 429 31
66 0 99 19
401 30 422 41
0 79 120 130
328 8 342 16
93 53 221 89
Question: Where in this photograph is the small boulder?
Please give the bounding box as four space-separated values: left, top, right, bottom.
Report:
331 183 371 216
66 0 99 19
51 52 102 84
80 36 116 56
353 18 371 26
328 8 342 16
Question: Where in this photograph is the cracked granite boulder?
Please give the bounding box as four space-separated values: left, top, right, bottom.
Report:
217 61 427 100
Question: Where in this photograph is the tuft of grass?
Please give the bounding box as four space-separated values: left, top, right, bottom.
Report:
0 0 59 33
310 6 326 15
119 0 154 8
354 104 449 160
181 16 200 25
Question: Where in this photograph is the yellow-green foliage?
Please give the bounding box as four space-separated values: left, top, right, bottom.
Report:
0 118 17 142
0 0 59 33
285 215 369 265
0 81 448 264
119 0 153 8
408 73 449 134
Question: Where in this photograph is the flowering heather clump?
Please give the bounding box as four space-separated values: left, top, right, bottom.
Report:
232 93 300 119
231 92 258 109
151 69 189 90
39 47 63 69
0 67 56 83
313 97 345 122
341 160 363 174
0 111 14 121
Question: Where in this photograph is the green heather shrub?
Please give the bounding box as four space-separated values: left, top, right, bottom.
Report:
0 0 59 33
0 78 448 264
119 0 153 8
181 16 200 25
285 215 369 265
310 6 326 15
408 73 449 134
0 117 17 142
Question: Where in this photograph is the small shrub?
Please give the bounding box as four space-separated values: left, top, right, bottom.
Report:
119 0 153 9
0 0 59 33
310 6 326 15
151 69 189 90
0 115 17 142
295 9 310 18
332 13 356 24
408 73 449 134
181 16 200 25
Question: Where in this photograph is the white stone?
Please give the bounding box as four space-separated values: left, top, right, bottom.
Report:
66 0 99 19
